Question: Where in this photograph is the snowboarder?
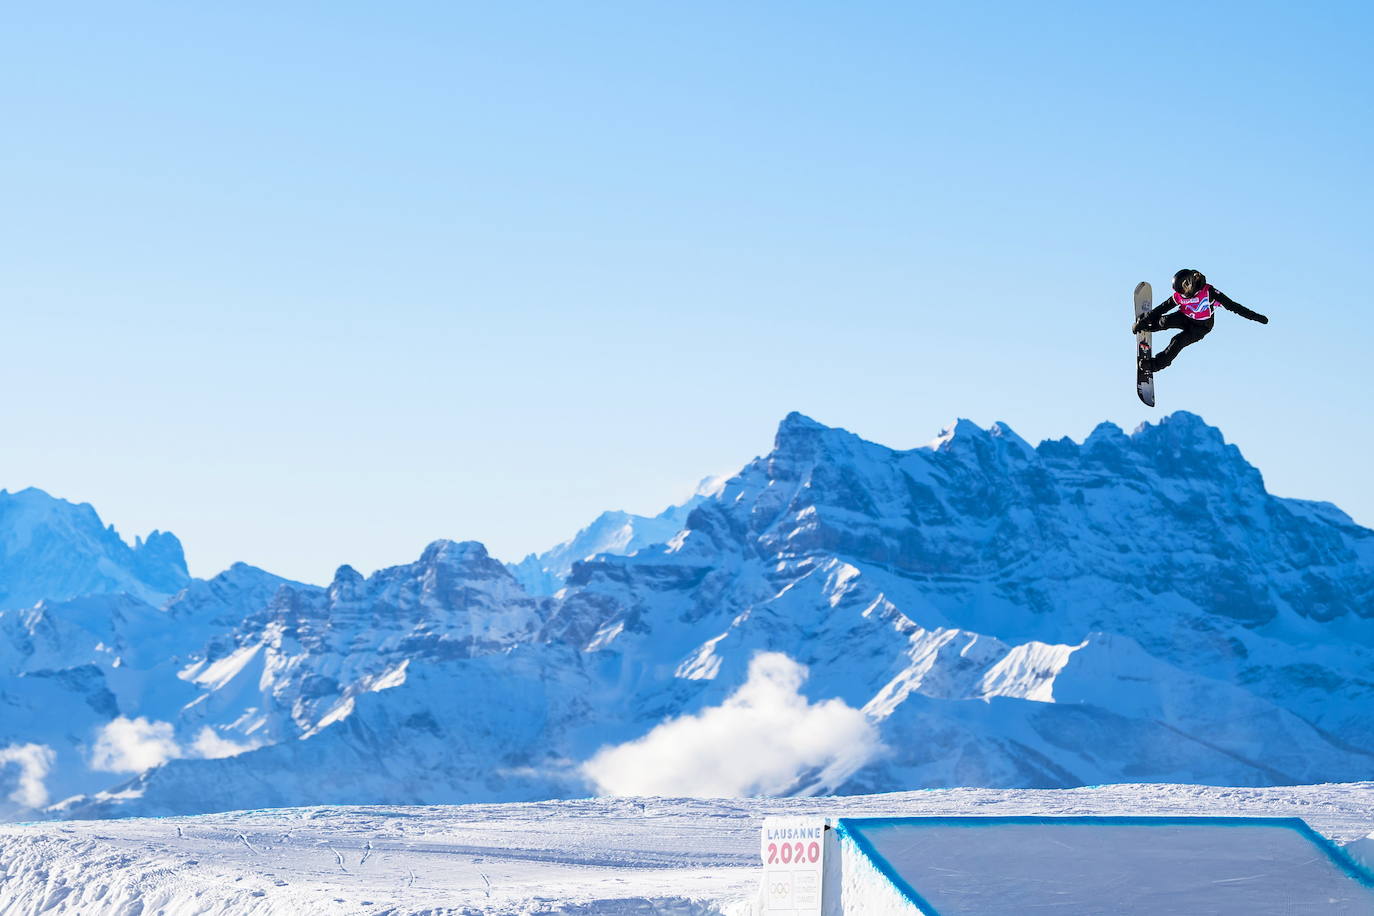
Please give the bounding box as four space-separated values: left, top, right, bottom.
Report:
1132 269 1269 373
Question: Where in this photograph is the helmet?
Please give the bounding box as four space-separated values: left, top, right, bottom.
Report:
1172 268 1207 296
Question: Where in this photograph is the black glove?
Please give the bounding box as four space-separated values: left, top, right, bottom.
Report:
1255 314 1269 324
1132 317 1149 334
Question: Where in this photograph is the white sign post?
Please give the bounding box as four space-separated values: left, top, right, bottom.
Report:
760 818 827 916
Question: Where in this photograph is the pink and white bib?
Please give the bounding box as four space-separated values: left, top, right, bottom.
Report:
1174 285 1213 320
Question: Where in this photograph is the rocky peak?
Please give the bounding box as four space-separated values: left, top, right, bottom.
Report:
327 564 367 603
927 418 988 452
417 539 510 581
0 488 190 610
1130 412 1263 489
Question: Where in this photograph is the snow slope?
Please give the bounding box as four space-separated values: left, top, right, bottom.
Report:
0 564 303 818
2 783 1372 914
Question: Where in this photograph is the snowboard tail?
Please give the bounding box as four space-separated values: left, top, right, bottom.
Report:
1134 281 1155 407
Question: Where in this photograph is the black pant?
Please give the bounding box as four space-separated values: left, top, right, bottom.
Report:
1146 312 1213 370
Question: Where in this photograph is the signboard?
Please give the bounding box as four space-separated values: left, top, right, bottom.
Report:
761 817 827 915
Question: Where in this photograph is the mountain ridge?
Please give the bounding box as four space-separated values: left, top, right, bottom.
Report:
2 411 1372 819
0 487 190 611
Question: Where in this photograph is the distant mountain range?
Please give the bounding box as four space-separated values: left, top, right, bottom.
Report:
0 487 189 610
505 475 725 595
1 411 1371 820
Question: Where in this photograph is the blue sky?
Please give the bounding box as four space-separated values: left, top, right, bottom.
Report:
2 2 1370 583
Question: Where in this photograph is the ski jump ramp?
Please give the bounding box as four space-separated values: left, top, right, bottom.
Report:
760 816 1374 915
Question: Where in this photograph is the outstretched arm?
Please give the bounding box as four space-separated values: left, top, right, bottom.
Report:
1213 288 1269 324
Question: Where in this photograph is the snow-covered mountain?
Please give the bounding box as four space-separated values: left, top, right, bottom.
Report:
4 412 1374 820
507 476 726 595
548 411 1374 794
0 562 300 817
0 487 189 610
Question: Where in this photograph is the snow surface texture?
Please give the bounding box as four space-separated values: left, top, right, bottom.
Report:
3 412 1374 819
1 783 1372 915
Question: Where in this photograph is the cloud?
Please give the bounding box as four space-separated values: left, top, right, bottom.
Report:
91 717 182 773
0 743 56 809
582 652 882 797
190 727 258 760
91 720 262 771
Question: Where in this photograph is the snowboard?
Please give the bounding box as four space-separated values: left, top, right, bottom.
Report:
1134 281 1154 407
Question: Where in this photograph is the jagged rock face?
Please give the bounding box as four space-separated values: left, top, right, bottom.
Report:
693 411 1370 629
556 411 1372 673
5 412 1374 820
546 411 1374 794
236 540 542 663
181 541 551 742
0 488 189 611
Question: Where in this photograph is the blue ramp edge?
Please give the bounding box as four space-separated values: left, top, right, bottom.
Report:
834 816 1374 915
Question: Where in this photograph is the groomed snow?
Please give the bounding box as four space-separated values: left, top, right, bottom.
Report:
2 783 1373 915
